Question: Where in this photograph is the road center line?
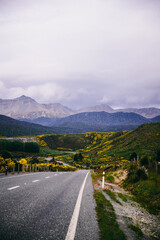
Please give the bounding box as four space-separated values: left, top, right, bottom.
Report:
8 186 20 191
32 180 40 183
65 172 89 240
45 176 50 179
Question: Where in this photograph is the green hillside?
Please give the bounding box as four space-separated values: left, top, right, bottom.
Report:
41 123 160 168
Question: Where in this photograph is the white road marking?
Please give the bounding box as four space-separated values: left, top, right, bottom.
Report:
45 176 50 179
65 172 89 240
8 186 20 191
32 180 40 183
54 174 58 176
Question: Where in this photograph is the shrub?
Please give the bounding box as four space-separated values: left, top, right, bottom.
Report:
127 164 148 183
140 156 149 167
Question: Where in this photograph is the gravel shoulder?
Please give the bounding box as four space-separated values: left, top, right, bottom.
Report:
97 180 160 240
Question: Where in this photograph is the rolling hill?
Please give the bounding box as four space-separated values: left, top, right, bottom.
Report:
41 122 160 164
0 115 57 137
52 111 150 126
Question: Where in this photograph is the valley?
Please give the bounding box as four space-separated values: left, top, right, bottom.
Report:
0 121 159 240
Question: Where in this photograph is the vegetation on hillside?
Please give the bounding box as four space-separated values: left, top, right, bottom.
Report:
123 149 160 214
41 123 160 169
0 140 40 153
0 115 57 137
0 122 159 215
94 190 126 240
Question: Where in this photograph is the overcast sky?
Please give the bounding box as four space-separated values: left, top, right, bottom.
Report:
0 0 160 109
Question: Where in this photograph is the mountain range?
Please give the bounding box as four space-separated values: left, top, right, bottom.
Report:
0 95 159 136
0 111 159 137
0 95 160 121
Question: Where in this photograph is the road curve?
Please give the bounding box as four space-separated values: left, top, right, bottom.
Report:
0 170 99 240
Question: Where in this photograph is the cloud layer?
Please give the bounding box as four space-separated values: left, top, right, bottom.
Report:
0 0 160 109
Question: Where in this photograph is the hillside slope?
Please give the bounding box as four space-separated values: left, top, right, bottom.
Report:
53 111 149 126
41 123 160 167
0 115 56 136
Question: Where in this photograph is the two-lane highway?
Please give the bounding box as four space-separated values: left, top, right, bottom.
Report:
0 171 99 240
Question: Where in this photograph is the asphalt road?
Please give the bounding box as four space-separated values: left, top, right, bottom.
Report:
0 171 99 240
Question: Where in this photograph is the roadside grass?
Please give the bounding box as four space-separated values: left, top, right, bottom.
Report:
91 170 103 184
123 172 160 215
94 190 126 240
128 224 143 239
104 189 122 205
105 174 115 183
117 193 133 202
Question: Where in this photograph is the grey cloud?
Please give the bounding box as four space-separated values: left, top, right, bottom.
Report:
0 0 160 109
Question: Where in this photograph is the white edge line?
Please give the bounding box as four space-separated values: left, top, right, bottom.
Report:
65 172 89 240
8 186 20 191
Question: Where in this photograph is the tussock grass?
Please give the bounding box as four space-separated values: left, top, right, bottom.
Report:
94 190 126 240
124 172 160 214
128 224 143 239
105 174 115 183
117 193 133 202
104 189 122 205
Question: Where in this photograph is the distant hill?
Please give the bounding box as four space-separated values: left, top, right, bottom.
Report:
0 115 56 137
19 117 58 126
116 107 160 118
51 122 138 133
53 111 149 126
0 110 159 136
151 115 160 122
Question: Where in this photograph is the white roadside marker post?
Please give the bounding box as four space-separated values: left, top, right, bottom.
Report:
102 171 105 189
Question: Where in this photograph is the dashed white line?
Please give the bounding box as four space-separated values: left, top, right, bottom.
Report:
8 186 20 191
65 172 89 240
54 174 58 176
32 180 40 183
45 176 50 179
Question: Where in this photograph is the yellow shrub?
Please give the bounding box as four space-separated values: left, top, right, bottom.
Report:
19 158 27 165
39 140 47 147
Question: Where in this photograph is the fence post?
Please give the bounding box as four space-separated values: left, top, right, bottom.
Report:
5 165 8 175
13 164 15 174
18 164 20 174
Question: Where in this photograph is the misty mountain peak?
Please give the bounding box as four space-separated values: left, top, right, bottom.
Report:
78 103 114 113
15 95 36 102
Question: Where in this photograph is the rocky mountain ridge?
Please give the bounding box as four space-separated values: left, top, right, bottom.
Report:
0 95 74 119
0 95 159 120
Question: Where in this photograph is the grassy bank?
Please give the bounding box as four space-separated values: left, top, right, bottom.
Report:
123 171 160 215
94 190 126 240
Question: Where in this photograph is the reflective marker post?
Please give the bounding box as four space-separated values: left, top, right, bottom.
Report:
102 171 105 189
